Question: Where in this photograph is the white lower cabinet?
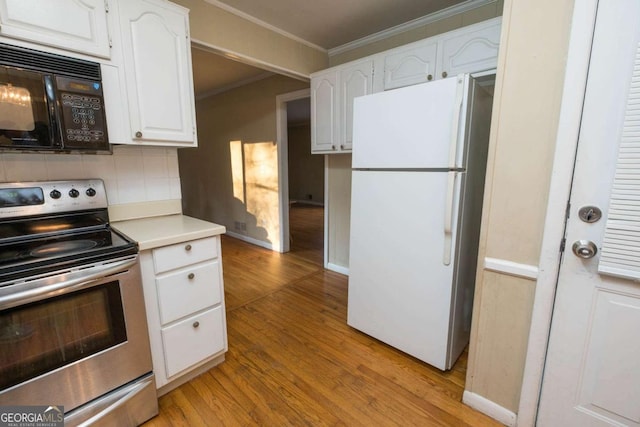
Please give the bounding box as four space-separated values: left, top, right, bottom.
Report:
156 261 222 324
162 306 226 378
139 236 227 393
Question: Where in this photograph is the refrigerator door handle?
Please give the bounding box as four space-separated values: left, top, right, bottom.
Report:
447 75 466 169
443 172 457 265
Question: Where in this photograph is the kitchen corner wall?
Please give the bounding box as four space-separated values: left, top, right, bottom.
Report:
465 0 575 415
178 74 308 250
0 146 181 206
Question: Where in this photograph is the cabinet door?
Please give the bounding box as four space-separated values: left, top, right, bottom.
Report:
311 70 338 153
383 41 437 90
161 306 226 378
436 18 501 79
118 0 196 146
340 59 374 151
0 0 110 58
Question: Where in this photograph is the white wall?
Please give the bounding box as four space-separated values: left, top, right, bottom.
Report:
464 0 575 416
0 146 181 206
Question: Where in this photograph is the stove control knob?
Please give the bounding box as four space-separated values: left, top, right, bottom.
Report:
69 189 80 198
86 188 97 197
50 189 62 199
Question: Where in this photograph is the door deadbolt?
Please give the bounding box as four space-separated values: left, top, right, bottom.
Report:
572 240 598 259
578 206 602 223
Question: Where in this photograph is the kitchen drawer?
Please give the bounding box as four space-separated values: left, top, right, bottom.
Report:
156 260 222 325
161 306 226 378
153 237 218 273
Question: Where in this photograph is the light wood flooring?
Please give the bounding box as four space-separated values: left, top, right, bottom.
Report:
143 204 499 426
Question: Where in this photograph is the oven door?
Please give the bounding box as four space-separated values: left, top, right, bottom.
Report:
0 66 59 150
0 256 154 414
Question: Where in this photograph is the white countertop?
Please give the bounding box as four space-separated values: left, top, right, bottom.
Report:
113 214 226 251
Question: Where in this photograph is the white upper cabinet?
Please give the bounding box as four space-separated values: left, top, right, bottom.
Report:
311 69 339 153
436 19 501 79
340 59 374 151
311 59 374 154
310 17 501 155
0 0 111 58
117 0 197 146
383 41 437 90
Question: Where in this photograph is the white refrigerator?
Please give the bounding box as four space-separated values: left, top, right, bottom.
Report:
347 74 493 370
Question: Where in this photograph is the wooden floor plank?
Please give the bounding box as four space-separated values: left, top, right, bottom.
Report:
144 207 500 427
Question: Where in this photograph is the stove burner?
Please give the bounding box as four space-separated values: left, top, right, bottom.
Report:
30 240 98 258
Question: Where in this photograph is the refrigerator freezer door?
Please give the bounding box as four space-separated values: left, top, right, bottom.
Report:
347 170 462 370
352 75 470 170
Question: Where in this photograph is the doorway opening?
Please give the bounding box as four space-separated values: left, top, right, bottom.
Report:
276 90 325 265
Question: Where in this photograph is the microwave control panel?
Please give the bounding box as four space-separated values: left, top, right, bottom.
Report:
56 76 108 148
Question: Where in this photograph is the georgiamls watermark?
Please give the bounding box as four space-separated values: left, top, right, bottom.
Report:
0 406 64 427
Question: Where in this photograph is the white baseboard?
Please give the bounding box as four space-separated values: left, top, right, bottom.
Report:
463 391 517 426
225 231 274 251
326 262 349 276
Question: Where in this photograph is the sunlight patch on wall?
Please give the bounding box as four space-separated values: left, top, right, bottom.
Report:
244 141 280 249
228 139 280 249
229 140 245 203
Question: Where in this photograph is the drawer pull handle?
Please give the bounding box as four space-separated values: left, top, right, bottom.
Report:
185 244 192 251
188 273 195 280
193 321 200 328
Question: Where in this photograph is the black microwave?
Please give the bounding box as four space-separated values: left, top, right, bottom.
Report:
0 43 110 153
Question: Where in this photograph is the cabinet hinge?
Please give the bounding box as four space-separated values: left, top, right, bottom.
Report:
104 0 109 13
560 237 566 253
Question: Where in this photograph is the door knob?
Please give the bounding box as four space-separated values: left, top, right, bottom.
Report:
572 240 598 259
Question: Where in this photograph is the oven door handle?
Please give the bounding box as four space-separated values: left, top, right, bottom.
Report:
0 256 138 310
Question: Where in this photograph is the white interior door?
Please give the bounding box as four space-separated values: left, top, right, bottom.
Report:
537 1 640 425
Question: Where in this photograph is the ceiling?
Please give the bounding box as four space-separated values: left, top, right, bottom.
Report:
192 0 468 98
208 0 466 50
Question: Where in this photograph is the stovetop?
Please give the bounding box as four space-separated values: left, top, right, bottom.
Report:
0 179 137 284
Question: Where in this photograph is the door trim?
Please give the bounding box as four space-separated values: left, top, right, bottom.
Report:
276 88 311 253
517 1 599 425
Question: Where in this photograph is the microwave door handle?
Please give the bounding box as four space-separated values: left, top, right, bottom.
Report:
43 75 62 147
0 256 138 310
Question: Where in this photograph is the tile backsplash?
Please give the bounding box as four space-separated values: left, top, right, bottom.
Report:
0 145 181 205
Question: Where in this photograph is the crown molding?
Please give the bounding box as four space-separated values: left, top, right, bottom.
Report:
203 0 327 53
328 0 497 57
